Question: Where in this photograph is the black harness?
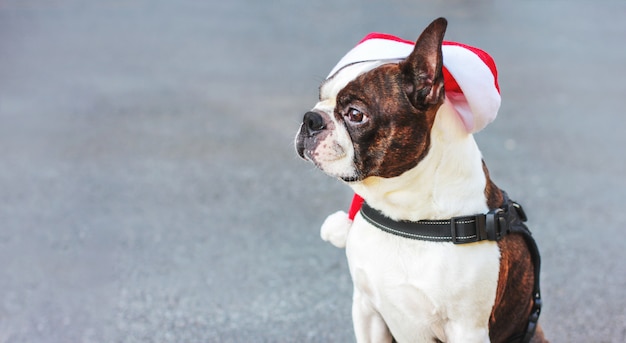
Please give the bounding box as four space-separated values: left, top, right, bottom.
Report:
359 191 542 343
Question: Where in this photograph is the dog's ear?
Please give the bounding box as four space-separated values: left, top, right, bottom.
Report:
400 17 447 109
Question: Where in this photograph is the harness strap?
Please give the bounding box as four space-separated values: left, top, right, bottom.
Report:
500 192 542 343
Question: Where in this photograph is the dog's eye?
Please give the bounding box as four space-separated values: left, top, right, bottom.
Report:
346 108 365 123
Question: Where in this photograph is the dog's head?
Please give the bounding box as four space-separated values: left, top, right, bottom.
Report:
295 18 448 182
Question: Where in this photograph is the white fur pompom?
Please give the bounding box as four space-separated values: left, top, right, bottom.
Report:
320 210 353 248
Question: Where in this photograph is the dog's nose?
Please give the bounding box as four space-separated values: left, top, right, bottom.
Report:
303 111 325 135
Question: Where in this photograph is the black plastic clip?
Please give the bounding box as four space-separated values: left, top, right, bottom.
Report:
450 218 458 244
512 201 528 222
485 208 505 241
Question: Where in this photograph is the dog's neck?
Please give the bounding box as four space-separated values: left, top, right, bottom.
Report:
350 99 489 221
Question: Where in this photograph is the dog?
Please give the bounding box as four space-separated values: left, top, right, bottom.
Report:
295 18 547 343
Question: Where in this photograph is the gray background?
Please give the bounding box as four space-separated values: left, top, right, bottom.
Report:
1 0 625 342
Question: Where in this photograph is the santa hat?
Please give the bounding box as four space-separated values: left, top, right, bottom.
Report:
329 33 502 221
329 32 500 133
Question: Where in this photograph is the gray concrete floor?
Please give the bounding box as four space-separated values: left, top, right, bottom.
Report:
0 0 625 342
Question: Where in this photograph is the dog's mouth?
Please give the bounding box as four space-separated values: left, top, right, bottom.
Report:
340 175 360 183
299 145 360 183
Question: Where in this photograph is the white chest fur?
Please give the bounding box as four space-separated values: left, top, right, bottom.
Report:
345 214 500 343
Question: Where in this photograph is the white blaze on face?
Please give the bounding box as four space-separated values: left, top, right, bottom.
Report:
308 61 397 180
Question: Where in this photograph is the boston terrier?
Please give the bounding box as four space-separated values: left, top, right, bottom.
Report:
295 18 547 343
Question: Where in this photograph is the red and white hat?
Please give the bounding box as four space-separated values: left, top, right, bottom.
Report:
328 32 501 135
331 33 502 221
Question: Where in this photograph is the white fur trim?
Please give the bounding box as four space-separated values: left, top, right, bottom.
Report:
320 210 352 248
327 38 413 78
442 45 500 133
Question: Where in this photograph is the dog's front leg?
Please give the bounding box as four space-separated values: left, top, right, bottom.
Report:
352 288 392 343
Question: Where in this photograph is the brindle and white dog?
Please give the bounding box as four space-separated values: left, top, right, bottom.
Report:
295 18 547 343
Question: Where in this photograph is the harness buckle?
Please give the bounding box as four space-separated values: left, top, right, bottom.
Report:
475 214 486 241
485 208 505 241
450 218 458 244
450 217 472 244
